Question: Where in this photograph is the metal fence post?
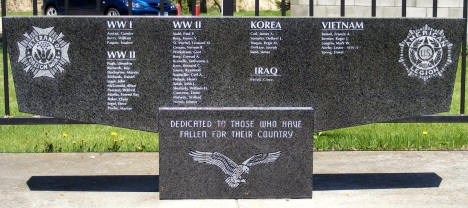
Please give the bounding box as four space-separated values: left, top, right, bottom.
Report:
33 0 38 15
65 0 69 15
281 0 285 16
160 0 165 16
432 0 437 17
371 0 376 17
255 0 259 16
461 0 467 114
2 0 10 116
222 0 233 16
309 0 313 16
128 0 132 15
402 0 406 17
192 0 196 16
340 0 344 17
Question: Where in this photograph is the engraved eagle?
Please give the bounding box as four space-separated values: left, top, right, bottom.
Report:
189 151 281 188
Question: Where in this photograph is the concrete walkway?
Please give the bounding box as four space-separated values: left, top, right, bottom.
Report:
0 151 467 208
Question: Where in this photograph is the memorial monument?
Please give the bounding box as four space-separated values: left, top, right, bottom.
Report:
3 16 465 199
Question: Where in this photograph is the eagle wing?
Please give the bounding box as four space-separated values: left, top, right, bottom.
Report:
189 151 239 176
242 151 281 167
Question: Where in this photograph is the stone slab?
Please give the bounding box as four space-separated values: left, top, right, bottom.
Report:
3 17 465 131
158 108 314 199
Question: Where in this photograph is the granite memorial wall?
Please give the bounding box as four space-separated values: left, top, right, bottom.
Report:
3 17 464 132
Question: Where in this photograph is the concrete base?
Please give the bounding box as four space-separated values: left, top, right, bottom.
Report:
0 151 467 207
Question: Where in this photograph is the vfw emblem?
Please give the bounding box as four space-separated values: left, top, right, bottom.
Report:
17 27 70 78
399 25 453 82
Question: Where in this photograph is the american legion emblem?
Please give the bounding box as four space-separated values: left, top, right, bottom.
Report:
399 24 453 82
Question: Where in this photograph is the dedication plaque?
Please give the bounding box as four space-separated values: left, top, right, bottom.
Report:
158 107 313 199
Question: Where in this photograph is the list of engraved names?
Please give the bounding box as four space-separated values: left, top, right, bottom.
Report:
321 21 363 55
171 21 210 105
250 21 283 54
106 20 140 111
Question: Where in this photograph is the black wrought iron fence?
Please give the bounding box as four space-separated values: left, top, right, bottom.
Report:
1 0 468 124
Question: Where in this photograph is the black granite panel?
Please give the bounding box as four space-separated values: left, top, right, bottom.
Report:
158 108 313 199
3 17 464 131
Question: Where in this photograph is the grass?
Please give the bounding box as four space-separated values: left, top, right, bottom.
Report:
314 52 468 151
234 10 290 16
0 125 158 152
0 13 467 152
316 124 468 151
0 44 158 152
6 11 34 16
